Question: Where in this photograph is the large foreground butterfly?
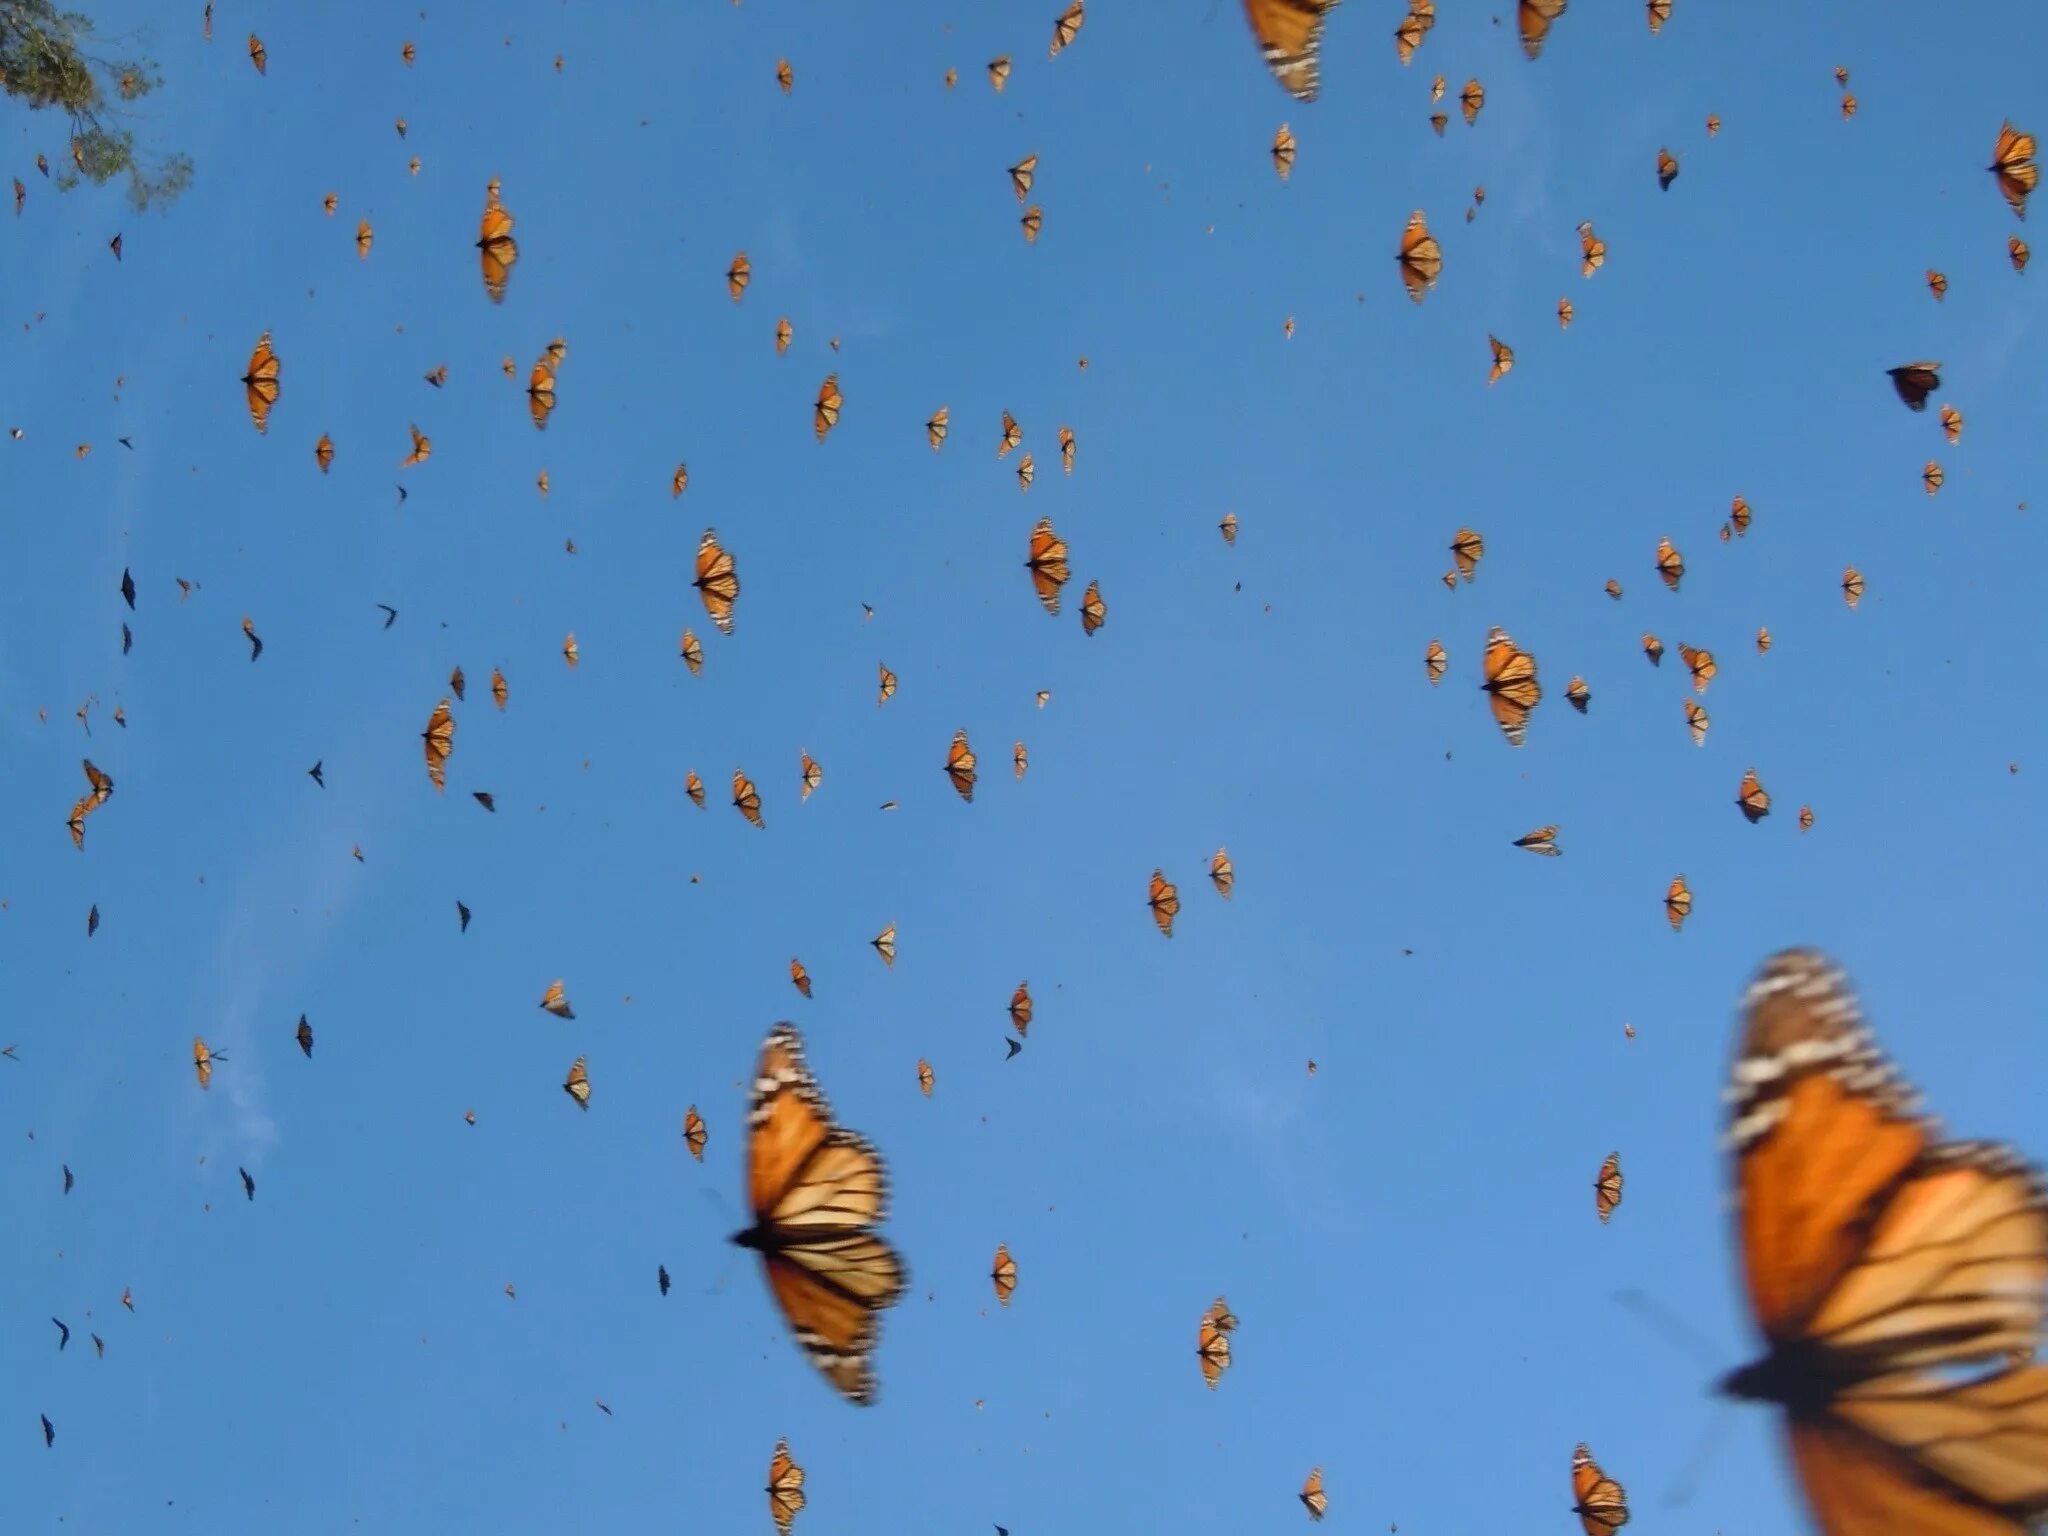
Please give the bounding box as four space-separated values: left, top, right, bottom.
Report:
732 1022 908 1405
1242 0 1339 103
1722 949 2048 1535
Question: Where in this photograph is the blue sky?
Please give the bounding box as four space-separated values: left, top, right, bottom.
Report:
4 1 2046 1530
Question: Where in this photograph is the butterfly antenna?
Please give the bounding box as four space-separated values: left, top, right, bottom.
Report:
1612 1286 1723 1370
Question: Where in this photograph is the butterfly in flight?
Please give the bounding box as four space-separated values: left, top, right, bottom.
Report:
1570 1443 1628 1534
1721 949 2048 1534
731 1023 908 1405
1241 0 1339 101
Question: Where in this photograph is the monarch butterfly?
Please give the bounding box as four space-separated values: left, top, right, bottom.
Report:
356 217 373 260
401 423 430 467
1990 120 2037 220
557 1056 589 1109
241 331 280 434
799 750 821 802
1927 268 1949 301
247 32 266 73
562 632 578 669
539 980 575 1019
11 178 21 215
733 769 764 828
1009 981 1033 1038
241 614 264 662
1014 740 1028 779
108 232 121 261
1300 1466 1327 1521
1721 950 2048 1535
683 1105 707 1160
1706 112 1721 135
1272 124 1296 180
1941 405 1963 444
1211 847 1235 898
1058 425 1076 474
1731 494 1752 536
1431 74 1446 102
1886 362 1941 411
1570 1443 1628 1534
1021 205 1043 244
1080 580 1106 636
871 924 896 967
1149 869 1181 937
1425 638 1447 685
422 699 454 791
296 1016 314 1057
1566 675 1590 713
1515 825 1561 857
1480 626 1542 747
732 1023 909 1405
680 629 704 677
1685 697 1709 746
1558 298 1574 329
1755 626 1771 656
927 406 949 451
672 463 689 497
1025 517 1071 614
775 316 791 355
1017 453 1035 492
82 759 113 811
1657 147 1679 190
1241 0 1339 97
527 352 557 431
1646 0 1669 33
1037 690 1051 708
877 663 896 706
1595 1152 1623 1222
1798 804 1814 832
1666 873 1692 931
1397 210 1442 303
1679 643 1716 693
1924 460 1945 496
193 1036 221 1089
945 729 978 803
775 57 792 93
1842 93 1858 120
1487 336 1513 384
491 668 508 710
1460 77 1485 126
1642 633 1664 666
2013 236 2031 273
1198 1296 1236 1388
988 56 1011 91
1049 0 1084 56
991 1243 1018 1305
765 1438 805 1535
693 528 740 636
1393 10 1428 68
1578 220 1606 277
450 665 467 703
1735 766 1770 823
727 251 750 302
814 374 841 441
1842 566 1864 608
1009 153 1038 202
1520 0 1568 59
944 67 956 89
685 770 705 809
917 1059 933 1097
790 958 812 999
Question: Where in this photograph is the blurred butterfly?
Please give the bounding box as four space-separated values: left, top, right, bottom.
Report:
1799 805 1815 832
296 1016 313 1057
694 528 740 635
422 699 454 791
1721 949 2048 1535
790 959 812 999
776 57 793 93
313 434 334 472
1396 210 1441 302
733 769 764 828
563 1057 590 1109
1731 494 1752 536
1886 362 1940 411
562 633 578 669
1014 740 1028 780
1009 154 1038 201
1520 0 1567 59
2012 236 2031 273
680 630 703 677
877 663 896 706
1646 0 1669 33
946 729 978 803
1149 869 1181 937
1026 518 1071 613
775 316 791 355
927 407 949 451
768 1440 805 1534
1679 643 1716 693
1578 220 1606 277
685 771 705 808
356 218 373 259
247 32 266 73
1300 1467 1328 1521
727 251 750 302
684 1106 706 1160
1049 0 1084 57
1211 847 1235 898
1514 825 1561 857
1842 566 1865 608
799 750 822 802
193 1036 222 1090
814 374 842 441
1487 335 1513 384
491 668 508 710
1941 405 1963 444
1425 639 1447 685
917 1060 934 1097
871 924 896 967
1460 78 1484 125
241 332 280 434
1558 298 1574 328
1927 268 1949 301
1657 147 1679 190
991 1243 1018 1305
1685 698 1709 746
401 424 431 467
1842 93 1858 120
1736 767 1771 823
1755 626 1771 656
1480 626 1541 746
1393 7 1430 68
1665 874 1692 932
1706 112 1721 135
1924 460 1945 496
1021 206 1043 244
1080 580 1106 636
733 1024 907 1404
1595 1152 1623 1222
1059 425 1076 474
527 348 559 431
1272 125 1296 180
1017 453 1035 492
1990 119 2037 219
1221 511 1239 545
672 463 689 497
1198 1296 1238 1388
988 56 1011 91
1642 634 1664 666
1566 676 1590 713
1570 1444 1627 1535
539 980 575 1019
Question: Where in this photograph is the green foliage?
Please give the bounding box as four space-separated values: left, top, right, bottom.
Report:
1 1 191 209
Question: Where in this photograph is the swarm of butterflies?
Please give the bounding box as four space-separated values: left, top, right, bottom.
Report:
12 0 2047 1531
